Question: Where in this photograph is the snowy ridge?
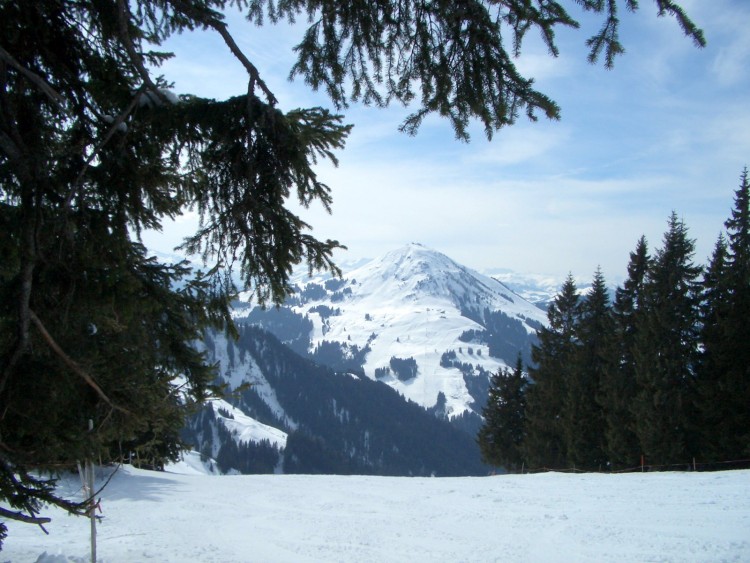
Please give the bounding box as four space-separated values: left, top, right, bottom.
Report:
209 331 297 430
183 243 556 474
239 243 548 417
210 399 287 449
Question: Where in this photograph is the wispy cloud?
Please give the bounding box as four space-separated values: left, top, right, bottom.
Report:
147 1 749 284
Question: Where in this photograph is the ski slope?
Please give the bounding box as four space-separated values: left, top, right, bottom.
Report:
4 463 749 562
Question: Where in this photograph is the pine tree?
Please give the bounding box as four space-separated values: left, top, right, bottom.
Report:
524 275 580 469
599 237 650 469
565 268 611 470
632 213 702 466
698 169 750 460
478 355 527 472
0 0 705 541
0 0 348 537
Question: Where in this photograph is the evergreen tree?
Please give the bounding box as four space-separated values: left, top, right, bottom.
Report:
524 275 580 469
1 0 348 536
632 213 702 466
698 169 750 460
0 0 704 540
599 237 650 469
565 268 611 470
478 355 527 472
696 234 730 458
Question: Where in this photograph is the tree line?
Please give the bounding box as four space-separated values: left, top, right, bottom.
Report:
479 169 750 472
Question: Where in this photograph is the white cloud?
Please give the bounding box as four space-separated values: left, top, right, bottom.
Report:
145 2 748 283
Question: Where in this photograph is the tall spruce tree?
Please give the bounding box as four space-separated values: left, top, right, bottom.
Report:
478 355 527 472
599 236 650 469
524 274 580 469
696 234 730 459
632 213 702 466
565 268 611 470
0 0 704 541
698 169 750 460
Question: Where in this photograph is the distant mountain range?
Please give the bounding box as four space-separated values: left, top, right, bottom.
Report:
181 243 563 476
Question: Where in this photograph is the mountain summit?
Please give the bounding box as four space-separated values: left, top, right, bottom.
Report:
238 243 547 420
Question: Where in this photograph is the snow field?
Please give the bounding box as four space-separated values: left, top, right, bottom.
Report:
3 465 749 562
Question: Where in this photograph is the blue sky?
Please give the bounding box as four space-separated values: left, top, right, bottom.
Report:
142 0 750 285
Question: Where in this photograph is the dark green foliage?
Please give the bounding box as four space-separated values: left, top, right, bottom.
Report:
374 366 391 379
244 306 314 356
632 213 702 465
308 305 341 319
524 274 580 468
564 268 611 470
522 271 613 470
389 356 418 381
598 237 649 469
283 431 354 474
457 309 538 366
298 283 329 302
698 170 750 460
0 0 347 539
478 356 527 471
215 426 282 475
225 324 487 476
309 340 369 374
462 365 493 411
492 180 750 471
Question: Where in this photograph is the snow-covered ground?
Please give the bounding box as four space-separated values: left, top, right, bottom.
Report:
4 464 749 562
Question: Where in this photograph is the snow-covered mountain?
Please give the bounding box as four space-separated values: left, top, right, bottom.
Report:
181 243 558 476
236 243 547 420
486 268 564 306
183 325 487 476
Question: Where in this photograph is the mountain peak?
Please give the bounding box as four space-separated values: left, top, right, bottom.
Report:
235 244 549 418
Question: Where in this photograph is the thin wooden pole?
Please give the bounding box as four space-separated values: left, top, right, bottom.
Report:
88 419 97 563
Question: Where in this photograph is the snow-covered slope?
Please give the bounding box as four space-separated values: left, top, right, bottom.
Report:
184 325 486 476
8 466 750 562
237 243 547 418
487 268 564 305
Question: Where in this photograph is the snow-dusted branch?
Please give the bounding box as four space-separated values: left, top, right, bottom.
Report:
0 506 51 527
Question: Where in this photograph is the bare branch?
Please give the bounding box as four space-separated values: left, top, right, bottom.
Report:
0 45 65 106
168 0 277 105
29 310 132 416
210 21 278 105
116 0 167 99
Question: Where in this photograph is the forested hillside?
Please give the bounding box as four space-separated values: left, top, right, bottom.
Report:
183 324 488 476
479 170 750 472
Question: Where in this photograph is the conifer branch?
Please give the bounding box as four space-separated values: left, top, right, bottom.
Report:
211 21 278 106
116 0 169 102
0 506 51 527
0 45 64 106
64 90 143 211
168 0 277 105
28 311 132 417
